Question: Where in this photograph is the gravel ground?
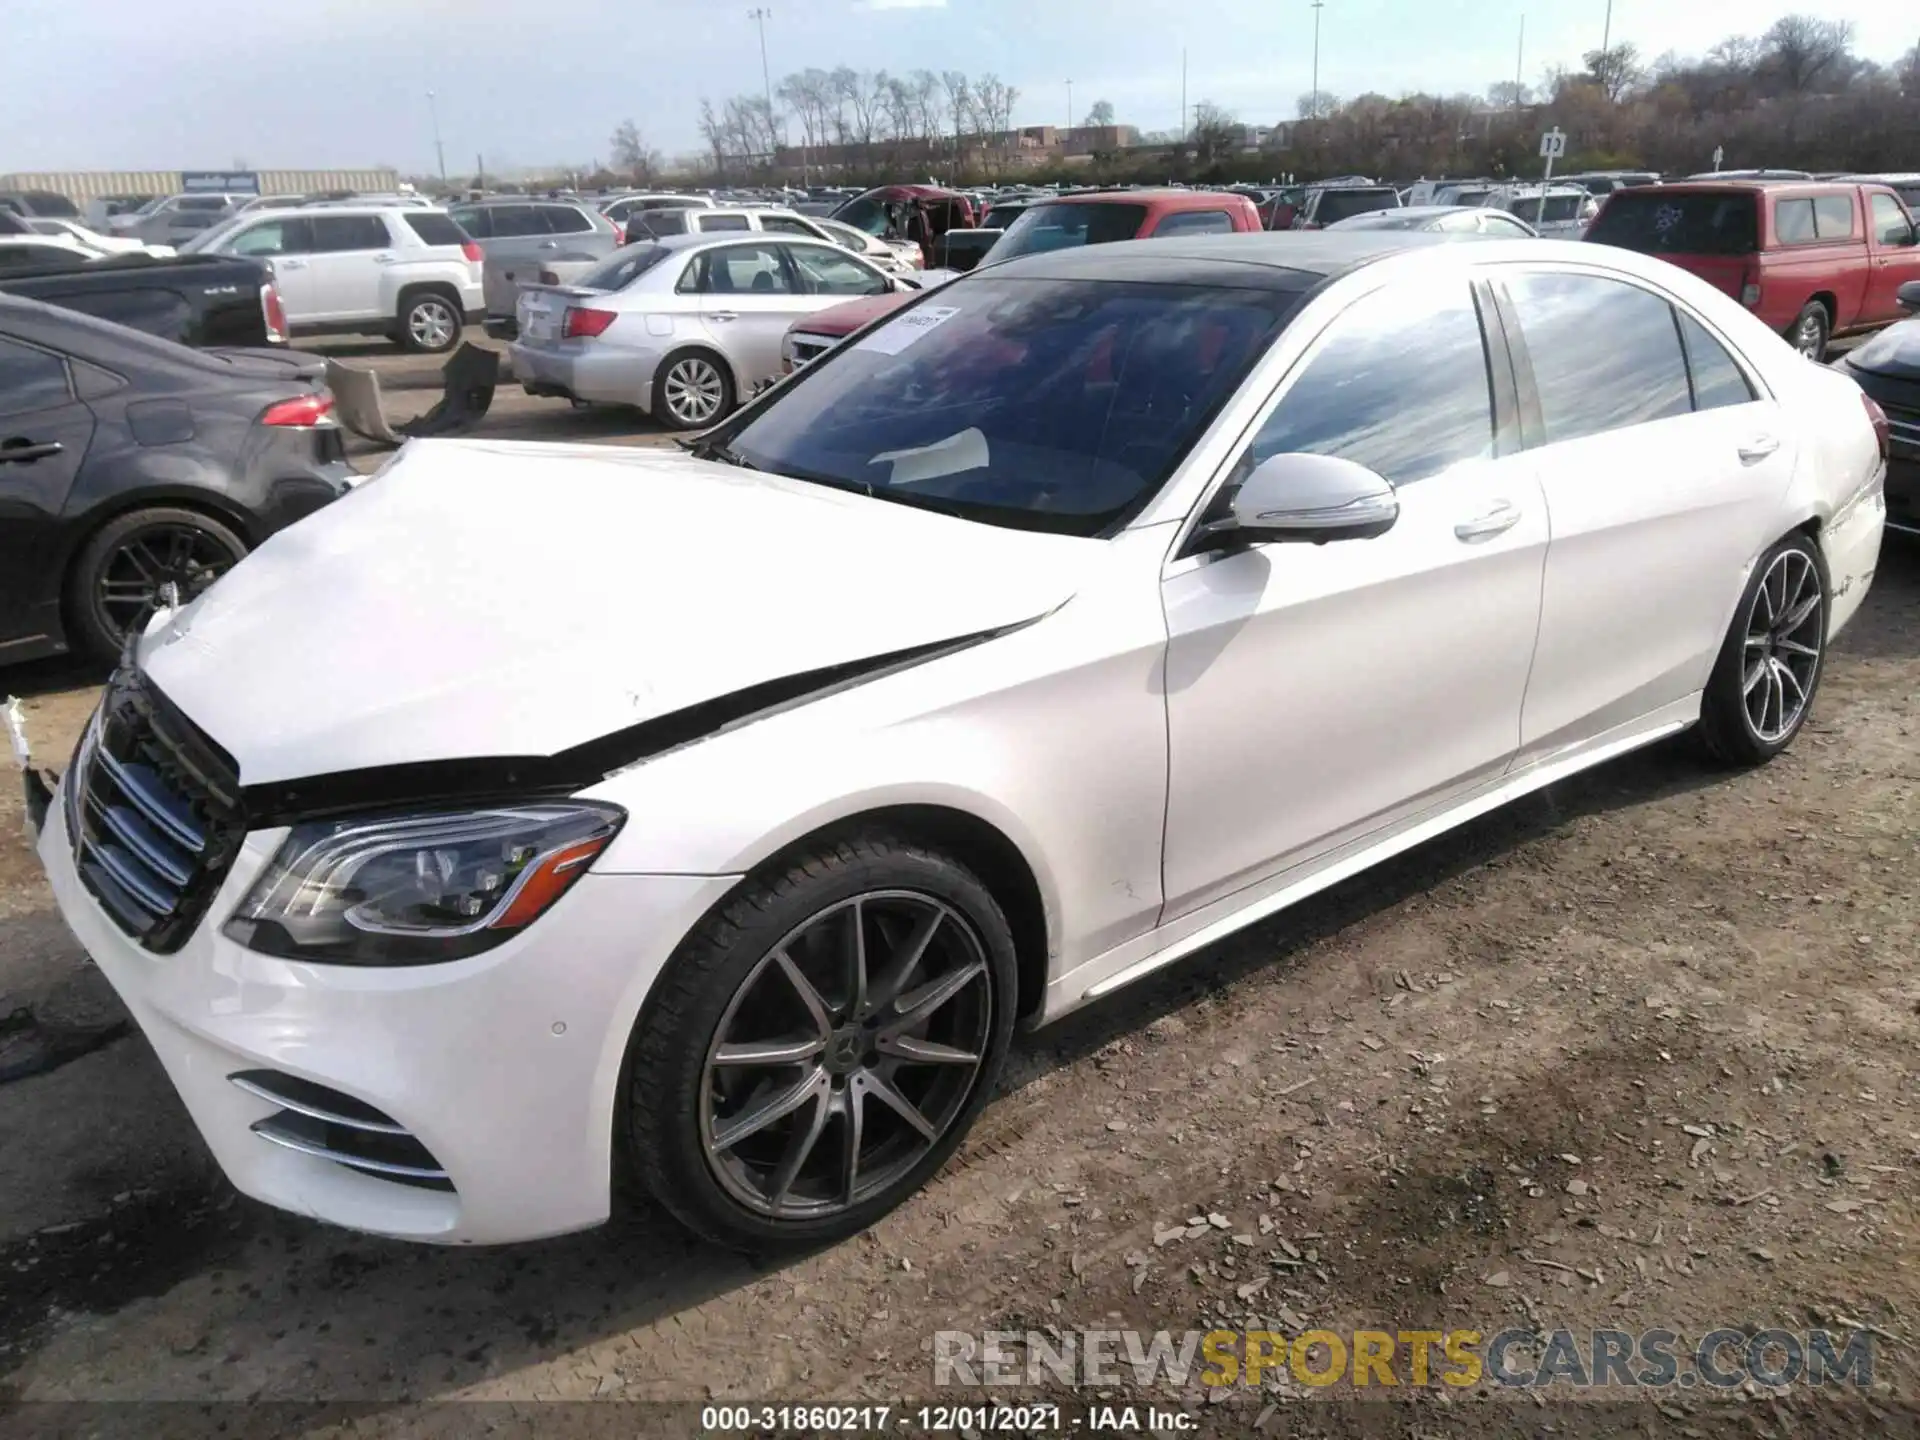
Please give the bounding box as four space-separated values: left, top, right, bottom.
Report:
0 405 1914 1435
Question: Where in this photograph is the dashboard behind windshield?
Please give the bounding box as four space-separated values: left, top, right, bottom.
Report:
725 276 1298 537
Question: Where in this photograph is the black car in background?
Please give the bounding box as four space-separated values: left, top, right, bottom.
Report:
0 252 284 349
0 293 352 664
1833 279 1920 537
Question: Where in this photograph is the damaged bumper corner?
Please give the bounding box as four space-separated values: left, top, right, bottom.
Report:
5 696 54 842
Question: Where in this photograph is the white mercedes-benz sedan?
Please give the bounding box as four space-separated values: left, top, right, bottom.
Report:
27 234 1887 1251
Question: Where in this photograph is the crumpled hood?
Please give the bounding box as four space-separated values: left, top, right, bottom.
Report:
140 439 1095 787
1844 317 1920 380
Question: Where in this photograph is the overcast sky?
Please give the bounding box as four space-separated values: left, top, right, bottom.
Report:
4 0 1914 176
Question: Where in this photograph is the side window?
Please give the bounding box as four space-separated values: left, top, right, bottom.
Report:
1246 283 1493 486
57 289 194 342
1152 209 1237 237
681 244 795 295
1870 194 1915 246
834 198 886 236
788 244 888 296
229 218 312 256
541 206 593 235
0 243 82 272
449 206 492 239
488 206 543 238
1774 198 1816 244
758 214 815 236
1677 312 1757 412
1503 272 1692 444
0 336 72 416
1812 195 1855 238
310 215 391 252
700 214 752 232
637 209 689 237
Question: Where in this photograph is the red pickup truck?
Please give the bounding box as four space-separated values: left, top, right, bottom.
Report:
782 188 1262 370
1585 179 1920 359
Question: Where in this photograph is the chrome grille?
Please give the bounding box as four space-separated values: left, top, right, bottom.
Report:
231 1071 454 1191
70 670 243 953
788 335 834 367
1885 406 1920 458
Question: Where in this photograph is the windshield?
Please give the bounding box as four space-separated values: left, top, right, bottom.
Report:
724 277 1297 537
1587 191 1758 255
574 243 672 291
1314 190 1398 223
991 203 1148 261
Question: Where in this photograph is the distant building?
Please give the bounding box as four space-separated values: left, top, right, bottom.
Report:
772 122 1138 175
2 169 402 208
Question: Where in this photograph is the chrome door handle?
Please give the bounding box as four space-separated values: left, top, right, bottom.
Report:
373 253 396 264
278 258 307 269
708 311 739 322
1738 434 1781 463
1454 500 1522 542
539 240 559 249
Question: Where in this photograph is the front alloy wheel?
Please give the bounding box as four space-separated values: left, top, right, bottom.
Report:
627 834 1016 1251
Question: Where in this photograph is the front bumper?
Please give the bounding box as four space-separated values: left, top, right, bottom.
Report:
36 795 736 1244
508 340 659 409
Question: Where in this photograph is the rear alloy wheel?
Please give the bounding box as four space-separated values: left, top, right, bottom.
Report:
1789 302 1829 362
653 351 734 430
399 292 461 354
67 506 248 662
1698 533 1827 766
627 834 1016 1251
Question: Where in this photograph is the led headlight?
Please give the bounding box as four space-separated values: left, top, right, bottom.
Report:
224 802 624 965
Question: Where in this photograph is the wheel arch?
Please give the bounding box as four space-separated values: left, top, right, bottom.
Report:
652 342 740 415
394 280 467 322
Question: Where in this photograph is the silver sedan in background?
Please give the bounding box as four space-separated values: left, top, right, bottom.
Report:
509 232 912 429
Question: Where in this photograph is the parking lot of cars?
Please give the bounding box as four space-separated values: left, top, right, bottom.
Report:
2 155 1919 1427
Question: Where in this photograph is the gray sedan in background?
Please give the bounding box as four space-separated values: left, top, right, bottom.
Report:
449 198 622 338
508 232 910 428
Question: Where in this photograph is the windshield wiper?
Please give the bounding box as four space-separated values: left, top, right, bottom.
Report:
682 434 756 469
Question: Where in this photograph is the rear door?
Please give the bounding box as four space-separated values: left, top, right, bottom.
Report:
534 205 612 288
1491 266 1793 762
475 204 548 315
1864 190 1920 324
0 333 94 653
304 213 393 321
687 241 808 387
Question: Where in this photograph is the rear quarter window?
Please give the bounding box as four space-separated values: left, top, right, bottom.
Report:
541 206 594 235
1587 192 1758 255
405 212 470 247
1314 190 1397 224
1812 194 1855 238
53 288 195 342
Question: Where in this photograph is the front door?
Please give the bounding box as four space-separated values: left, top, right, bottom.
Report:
1159 280 1547 919
690 241 812 391
1864 192 1920 325
1491 268 1797 761
225 216 317 321
0 335 93 655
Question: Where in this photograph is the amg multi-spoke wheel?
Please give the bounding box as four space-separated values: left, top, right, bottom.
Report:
627 835 1016 1250
66 506 248 662
1700 533 1828 765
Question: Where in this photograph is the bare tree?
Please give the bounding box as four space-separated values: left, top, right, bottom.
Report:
1191 101 1239 161
608 119 662 183
777 69 838 158
843 69 891 152
1761 14 1856 93
1296 90 1339 120
697 99 729 180
1084 98 1116 127
1487 80 1532 109
973 74 1019 137
1708 34 1766 72
941 70 974 140
1583 43 1645 102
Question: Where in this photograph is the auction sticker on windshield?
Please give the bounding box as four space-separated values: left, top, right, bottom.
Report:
857 305 961 356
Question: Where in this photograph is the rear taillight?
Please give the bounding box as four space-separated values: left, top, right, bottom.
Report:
461 241 482 264
612 225 626 246
260 283 287 344
1862 393 1890 460
563 306 617 339
260 393 333 427
1740 261 1761 309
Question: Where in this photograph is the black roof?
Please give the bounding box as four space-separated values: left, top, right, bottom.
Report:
983 231 1448 291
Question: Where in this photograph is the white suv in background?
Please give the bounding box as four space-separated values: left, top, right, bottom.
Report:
191 205 483 352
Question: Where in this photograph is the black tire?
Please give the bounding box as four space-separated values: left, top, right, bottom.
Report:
650 348 735 431
64 506 248 663
1787 301 1830 362
397 289 463 354
1697 531 1828 767
626 831 1018 1253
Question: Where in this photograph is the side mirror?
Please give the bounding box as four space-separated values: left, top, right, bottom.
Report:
1198 452 1399 551
1898 279 1920 314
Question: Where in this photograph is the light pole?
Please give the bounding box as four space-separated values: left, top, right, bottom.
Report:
1515 14 1526 107
1067 79 1073 134
1601 0 1612 55
748 8 776 166
426 89 447 186
1309 0 1325 120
